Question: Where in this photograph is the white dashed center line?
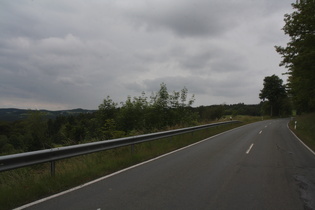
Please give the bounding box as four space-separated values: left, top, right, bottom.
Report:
246 143 254 154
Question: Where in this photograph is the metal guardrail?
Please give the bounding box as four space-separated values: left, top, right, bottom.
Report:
0 121 239 175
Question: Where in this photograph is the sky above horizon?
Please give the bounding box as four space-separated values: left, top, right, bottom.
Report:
1 0 293 110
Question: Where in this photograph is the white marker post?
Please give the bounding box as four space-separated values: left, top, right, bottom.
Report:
294 121 297 130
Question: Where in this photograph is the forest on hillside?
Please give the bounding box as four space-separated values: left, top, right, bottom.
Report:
0 84 263 155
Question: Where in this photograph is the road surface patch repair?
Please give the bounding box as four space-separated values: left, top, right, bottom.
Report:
294 175 315 209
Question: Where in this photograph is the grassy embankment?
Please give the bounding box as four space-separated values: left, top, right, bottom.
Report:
0 116 261 210
289 112 315 152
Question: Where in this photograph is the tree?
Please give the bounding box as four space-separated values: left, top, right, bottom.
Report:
26 111 50 150
148 83 196 128
117 93 148 132
275 0 315 113
259 75 289 116
98 96 118 120
148 83 170 129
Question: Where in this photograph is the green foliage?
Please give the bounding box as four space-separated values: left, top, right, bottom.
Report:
223 103 262 116
117 83 197 131
98 96 118 122
0 83 268 156
0 83 198 155
100 119 125 140
26 111 50 150
275 0 315 113
259 75 286 104
197 105 224 121
259 75 291 116
196 103 262 122
117 93 148 132
0 135 14 154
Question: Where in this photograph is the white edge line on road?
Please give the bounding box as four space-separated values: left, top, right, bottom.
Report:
14 124 249 210
246 143 254 154
287 122 315 156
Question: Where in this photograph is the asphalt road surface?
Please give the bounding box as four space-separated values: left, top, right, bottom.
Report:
19 119 315 210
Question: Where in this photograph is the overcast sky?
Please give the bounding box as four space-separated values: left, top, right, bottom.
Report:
0 0 293 110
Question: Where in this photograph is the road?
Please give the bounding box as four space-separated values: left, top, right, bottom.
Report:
19 119 315 210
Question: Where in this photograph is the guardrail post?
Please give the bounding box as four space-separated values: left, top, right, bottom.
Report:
51 161 56 176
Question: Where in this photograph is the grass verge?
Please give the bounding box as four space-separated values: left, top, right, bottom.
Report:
0 118 258 210
289 112 315 152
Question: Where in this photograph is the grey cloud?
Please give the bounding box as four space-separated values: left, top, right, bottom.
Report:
135 45 215 73
210 54 245 73
0 32 145 108
141 76 214 96
122 0 244 38
121 0 291 38
0 0 292 109
177 50 214 70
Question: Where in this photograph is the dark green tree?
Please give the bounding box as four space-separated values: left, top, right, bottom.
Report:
148 83 170 129
97 96 118 132
0 135 15 154
275 0 315 113
171 87 196 126
98 96 118 120
259 75 289 116
117 93 148 132
26 111 50 150
148 83 196 128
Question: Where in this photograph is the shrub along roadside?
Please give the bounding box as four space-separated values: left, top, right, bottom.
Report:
0 120 254 210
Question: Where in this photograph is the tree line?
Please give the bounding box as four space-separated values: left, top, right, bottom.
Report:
259 1 314 116
0 83 263 155
275 0 315 114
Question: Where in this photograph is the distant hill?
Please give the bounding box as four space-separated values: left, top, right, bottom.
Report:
0 108 96 122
